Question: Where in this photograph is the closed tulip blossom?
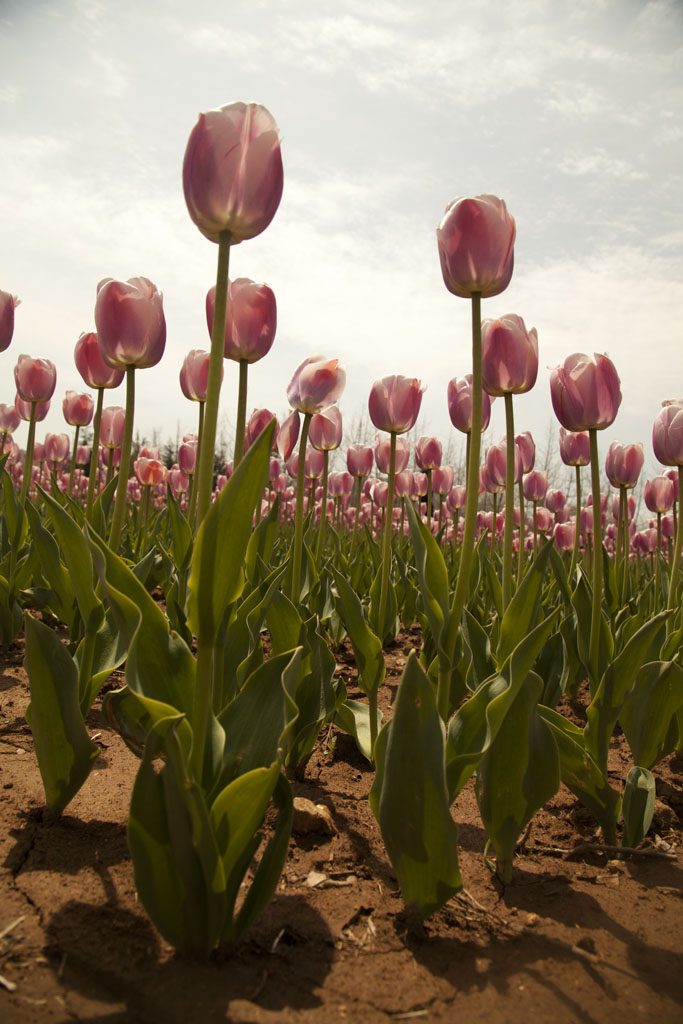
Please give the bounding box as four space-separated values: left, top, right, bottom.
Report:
550 353 621 433
44 433 70 465
95 277 166 370
75 332 125 391
207 278 277 364
15 395 50 422
481 314 538 396
346 444 373 478
523 470 548 503
437 195 516 299
0 403 21 435
515 431 535 473
368 375 424 435
14 354 57 403
277 410 301 461
374 436 410 475
415 436 442 471
245 408 278 451
433 465 454 495
178 441 198 476
545 488 567 515
559 427 590 467
180 349 212 402
447 374 492 434
309 405 343 451
99 406 126 449
605 441 644 489
287 355 346 416
652 400 683 466
0 290 20 352
134 457 168 488
63 391 94 427
183 101 283 245
645 476 675 514
486 440 523 488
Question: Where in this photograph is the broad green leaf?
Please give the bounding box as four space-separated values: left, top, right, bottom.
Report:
25 501 78 632
2 464 27 552
368 559 399 644
622 766 656 849
570 569 613 689
23 613 99 816
406 499 450 659
619 660 683 769
0 573 23 645
266 589 303 655
462 607 494 691
187 422 273 643
245 496 279 581
334 698 383 762
165 485 193 573
496 540 552 668
370 653 461 917
39 486 104 633
330 564 385 698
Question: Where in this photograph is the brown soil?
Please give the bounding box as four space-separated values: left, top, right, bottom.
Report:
1 629 682 1024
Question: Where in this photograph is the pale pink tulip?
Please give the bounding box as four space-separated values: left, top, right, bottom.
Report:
437 195 515 299
95 277 166 369
550 353 621 432
287 355 346 415
481 314 538 395
368 375 424 435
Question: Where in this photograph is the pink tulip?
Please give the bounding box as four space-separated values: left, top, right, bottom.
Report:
178 441 198 475
559 427 590 467
432 465 455 495
523 470 548 503
580 507 594 534
394 470 414 499
169 467 190 495
368 375 424 434
479 463 503 495
44 433 70 464
536 507 554 533
15 395 50 424
652 400 683 466
662 515 675 539
375 436 410 475
412 472 428 498
554 522 575 552
545 488 567 514
74 331 125 390
180 349 212 402
304 447 325 480
644 476 675 514
415 436 442 471
437 195 516 299
605 441 644 489
63 390 94 427
447 485 467 511
287 355 346 415
481 314 538 396
207 278 277 363
134 458 167 487
447 374 492 433
0 290 20 352
14 354 57 403
183 101 283 245
485 440 522 488
99 406 126 449
549 352 621 432
277 410 301 461
0 403 21 434
515 431 535 473
346 444 373 478
95 276 166 370
309 405 342 451
75 445 90 466
245 408 278 450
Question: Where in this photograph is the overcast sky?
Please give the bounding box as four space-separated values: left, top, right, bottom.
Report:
1 0 682 478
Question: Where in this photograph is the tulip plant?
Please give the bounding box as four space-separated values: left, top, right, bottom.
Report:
0 104 681 959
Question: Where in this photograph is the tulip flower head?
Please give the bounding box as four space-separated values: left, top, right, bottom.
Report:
287 355 346 415
309 405 343 451
447 374 492 433
368 375 424 434
515 431 536 473
415 436 443 471
549 352 621 432
207 278 277 363
346 443 374 478
14 354 57 404
375 436 410 475
652 400 683 466
180 349 212 402
74 331 125 390
0 403 21 435
183 101 283 245
277 410 301 461
481 314 538 396
0 290 20 352
95 276 166 370
559 427 590 467
437 195 516 299
63 390 94 427
605 441 644 489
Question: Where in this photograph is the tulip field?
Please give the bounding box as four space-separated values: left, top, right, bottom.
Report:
0 102 682 1022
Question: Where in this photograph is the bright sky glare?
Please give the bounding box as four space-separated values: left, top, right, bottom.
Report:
1 0 682 478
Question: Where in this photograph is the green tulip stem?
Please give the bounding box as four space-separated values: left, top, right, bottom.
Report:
19 402 37 508
588 428 604 689
291 412 312 602
377 431 397 644
315 449 330 567
196 230 231 527
233 358 248 468
190 638 214 784
85 388 104 522
502 393 515 610
426 468 433 530
667 465 683 626
491 492 497 552
188 400 205 528
67 425 80 499
438 292 482 722
517 479 525 582
108 366 136 553
532 500 538 554
569 464 582 580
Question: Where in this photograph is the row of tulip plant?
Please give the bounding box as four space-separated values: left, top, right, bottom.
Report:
1 100 682 957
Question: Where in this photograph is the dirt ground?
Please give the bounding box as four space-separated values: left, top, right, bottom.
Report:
1 628 682 1024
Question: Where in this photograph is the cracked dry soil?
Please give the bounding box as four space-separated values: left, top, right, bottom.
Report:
1 628 682 1024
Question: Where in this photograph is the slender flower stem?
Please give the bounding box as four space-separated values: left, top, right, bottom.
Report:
233 358 248 467
67 426 80 499
377 432 397 640
439 292 482 721
291 413 311 602
502 393 515 610
588 428 604 689
569 464 582 579
188 401 205 527
196 230 231 527
667 465 683 628
517 479 525 583
19 403 37 507
86 388 104 523
315 450 330 567
108 366 136 553
426 468 433 530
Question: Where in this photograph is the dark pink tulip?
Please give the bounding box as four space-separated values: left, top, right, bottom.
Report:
554 522 575 552
74 331 125 390
245 408 278 450
0 403 21 434
63 390 94 427
447 485 467 511
0 290 20 352
309 405 342 451
368 375 424 435
437 195 515 299
644 476 674 514
14 354 57 403
180 349 212 402
207 278 276 363
44 433 70 464
580 506 594 534
545 488 567 514
432 465 454 495
549 352 621 432
346 443 373 478
652 400 683 466
375 436 410 475
277 410 301 461
183 101 283 245
415 436 442 471
481 314 538 396
664 467 679 500
536 507 554 533
515 431 535 473
99 406 126 449
169 467 190 495
178 441 198 475
485 440 522 488
559 427 590 467
95 276 166 370
523 470 548 503
447 374 492 433
605 441 644 489
662 515 675 539
287 355 346 415
479 463 503 495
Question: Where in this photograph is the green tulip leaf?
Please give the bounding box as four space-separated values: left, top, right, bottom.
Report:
621 766 656 849
619 660 683 769
334 697 384 762
330 564 385 698
39 485 104 633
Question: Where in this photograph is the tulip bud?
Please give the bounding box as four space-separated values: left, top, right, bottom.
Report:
74 331 125 390
368 375 424 434
447 374 492 433
287 355 346 415
559 427 590 467
207 278 277 363
346 444 373 478
180 349 212 402
0 290 20 352
437 195 515 299
652 400 683 466
549 352 621 432
14 354 57 404
415 436 442 471
481 314 538 396
63 390 94 427
605 441 644 489
309 405 342 451
95 277 166 370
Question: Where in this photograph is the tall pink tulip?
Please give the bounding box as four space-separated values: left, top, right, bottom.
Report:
74 332 125 390
346 444 373 479
481 314 538 396
375 437 410 475
645 476 675 515
95 277 166 370
15 395 49 422
415 436 442 471
605 441 644 489
207 278 277 363
277 410 301 461
245 408 278 451
0 290 20 352
99 407 126 449
652 400 683 467
436 195 516 299
180 349 212 402
447 374 492 434
309 406 342 451
0 403 21 435
559 427 590 466
183 102 283 245
549 353 621 433
287 356 346 415
14 355 57 403
63 391 94 427
368 375 424 434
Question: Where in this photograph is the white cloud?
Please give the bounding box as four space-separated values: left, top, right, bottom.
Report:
557 149 647 180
